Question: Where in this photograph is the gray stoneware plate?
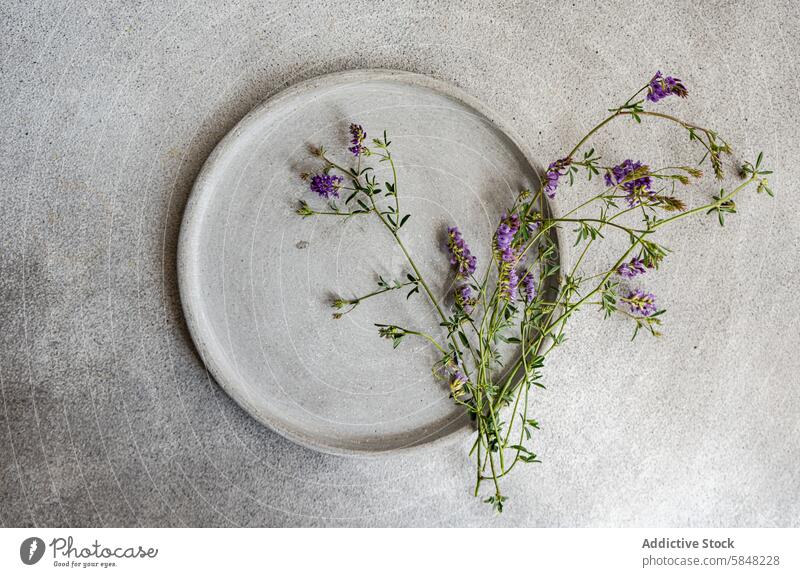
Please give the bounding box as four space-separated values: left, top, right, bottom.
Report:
178 69 560 455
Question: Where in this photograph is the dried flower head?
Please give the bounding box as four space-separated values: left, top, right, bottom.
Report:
654 195 687 212
296 199 314 217
646 71 688 103
684 166 703 179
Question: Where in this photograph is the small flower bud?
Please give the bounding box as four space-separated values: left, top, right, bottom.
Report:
296 200 314 217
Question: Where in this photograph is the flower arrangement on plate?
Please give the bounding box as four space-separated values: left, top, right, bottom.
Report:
296 72 773 511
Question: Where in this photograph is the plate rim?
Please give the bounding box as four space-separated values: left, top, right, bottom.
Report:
177 68 568 456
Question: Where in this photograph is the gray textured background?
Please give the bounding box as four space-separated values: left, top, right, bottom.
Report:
1 0 798 527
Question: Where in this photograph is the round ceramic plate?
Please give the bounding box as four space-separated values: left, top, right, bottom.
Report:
178 70 554 454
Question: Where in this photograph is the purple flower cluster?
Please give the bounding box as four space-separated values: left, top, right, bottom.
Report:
646 71 688 103
521 268 537 303
617 256 647 278
604 159 655 207
543 157 571 199
623 289 657 317
447 226 477 278
348 123 367 156
495 212 520 262
495 213 523 301
310 173 343 199
455 284 477 312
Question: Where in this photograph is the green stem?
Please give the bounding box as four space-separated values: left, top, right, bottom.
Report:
320 155 351 174
309 209 368 217
362 178 448 325
341 280 415 305
391 229 446 321
387 151 400 218
542 217 646 236
403 330 448 355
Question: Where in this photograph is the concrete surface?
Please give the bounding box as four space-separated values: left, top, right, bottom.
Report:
1 0 798 527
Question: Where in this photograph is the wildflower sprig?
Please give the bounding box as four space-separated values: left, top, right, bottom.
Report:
294 72 773 512
331 275 419 318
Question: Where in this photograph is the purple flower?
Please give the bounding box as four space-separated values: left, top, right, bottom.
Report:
543 157 571 199
521 268 537 303
348 123 367 156
604 159 655 207
495 212 521 263
310 173 343 199
447 226 477 278
454 284 476 312
499 265 519 301
617 256 647 278
623 288 657 317
646 71 688 103
494 212 523 301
